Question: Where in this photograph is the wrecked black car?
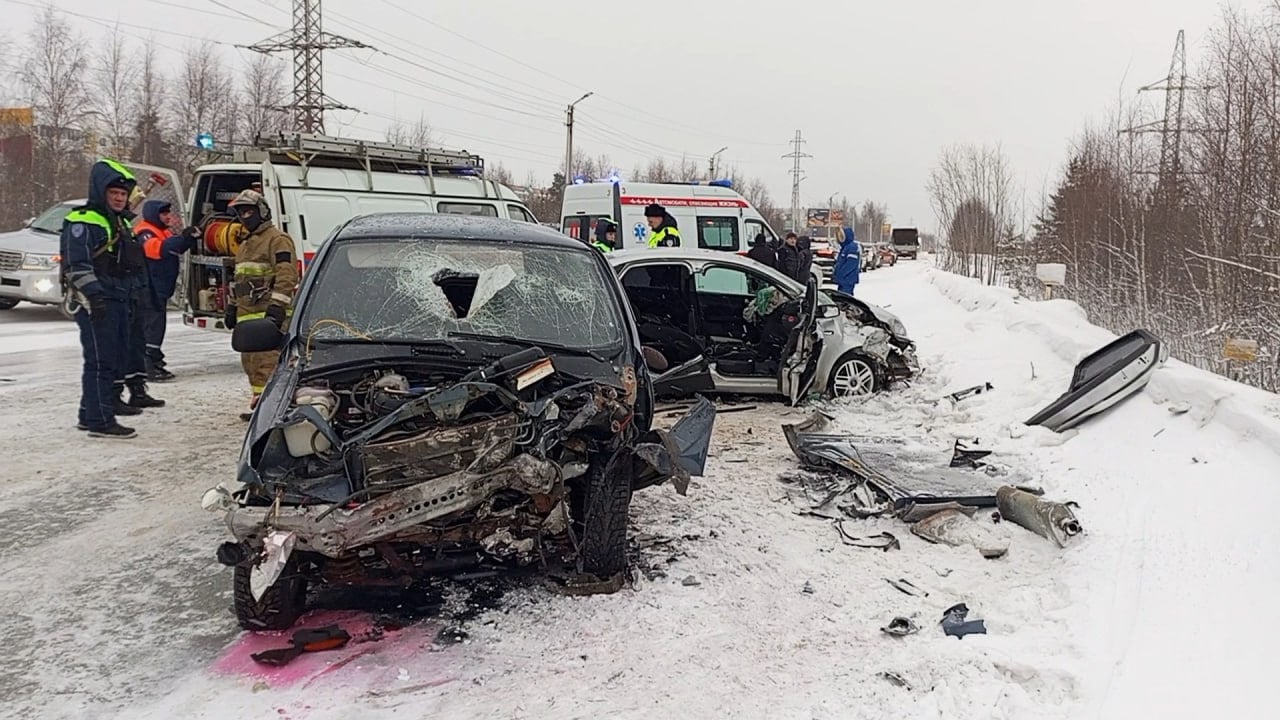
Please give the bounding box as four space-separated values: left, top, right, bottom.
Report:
201 214 715 630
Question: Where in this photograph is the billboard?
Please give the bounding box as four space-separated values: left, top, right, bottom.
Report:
806 208 846 226
0 107 34 131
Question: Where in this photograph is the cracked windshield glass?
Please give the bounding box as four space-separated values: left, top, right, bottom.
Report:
300 239 623 348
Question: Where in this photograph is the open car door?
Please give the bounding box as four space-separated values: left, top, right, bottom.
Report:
778 277 823 406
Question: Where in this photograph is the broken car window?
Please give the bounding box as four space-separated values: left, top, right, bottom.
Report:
300 239 624 348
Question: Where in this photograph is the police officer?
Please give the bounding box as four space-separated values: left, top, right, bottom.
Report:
222 189 299 420
592 217 618 252
61 159 140 439
643 203 681 247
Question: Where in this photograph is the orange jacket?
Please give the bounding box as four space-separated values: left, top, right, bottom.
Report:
132 219 169 261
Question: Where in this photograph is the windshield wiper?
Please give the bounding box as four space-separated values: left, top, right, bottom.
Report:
309 337 465 353
446 331 607 362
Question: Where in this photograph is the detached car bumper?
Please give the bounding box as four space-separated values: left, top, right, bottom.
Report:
0 267 62 305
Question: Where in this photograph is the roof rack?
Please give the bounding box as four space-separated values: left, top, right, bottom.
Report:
232 132 487 187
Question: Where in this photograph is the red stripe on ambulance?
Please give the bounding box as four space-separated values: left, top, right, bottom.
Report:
620 196 750 208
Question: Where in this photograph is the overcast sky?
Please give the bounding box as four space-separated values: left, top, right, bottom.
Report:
5 0 1234 230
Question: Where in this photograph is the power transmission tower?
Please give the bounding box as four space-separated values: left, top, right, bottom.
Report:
782 130 811 232
1119 30 1210 196
249 0 371 134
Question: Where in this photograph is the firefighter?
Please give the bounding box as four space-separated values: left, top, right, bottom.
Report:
132 200 200 382
643 203 681 247
222 189 298 420
61 159 140 438
592 217 618 252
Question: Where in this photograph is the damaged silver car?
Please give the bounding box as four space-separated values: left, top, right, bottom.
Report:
202 214 715 630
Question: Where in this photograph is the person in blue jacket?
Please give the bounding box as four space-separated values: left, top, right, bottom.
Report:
834 226 861 295
132 200 200 382
60 159 141 438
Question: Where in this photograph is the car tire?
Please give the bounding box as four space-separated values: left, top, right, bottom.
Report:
232 555 308 631
0 298 18 310
578 451 632 581
828 352 883 398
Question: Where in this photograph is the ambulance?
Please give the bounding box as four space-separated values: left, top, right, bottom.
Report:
560 180 781 253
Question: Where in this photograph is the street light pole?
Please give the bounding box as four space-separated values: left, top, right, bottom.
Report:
564 92 593 182
709 146 728 178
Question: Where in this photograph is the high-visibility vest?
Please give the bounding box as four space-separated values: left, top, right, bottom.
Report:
66 208 128 255
132 219 168 260
647 226 681 248
590 240 613 253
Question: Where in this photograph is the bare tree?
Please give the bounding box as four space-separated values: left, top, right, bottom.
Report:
20 7 91 207
385 113 434 147
242 53 289 141
91 25 138 159
926 144 1018 284
488 161 514 185
130 41 169 166
169 41 238 175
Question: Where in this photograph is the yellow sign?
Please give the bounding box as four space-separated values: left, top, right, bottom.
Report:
881 223 892 236
0 107 34 128
1223 338 1258 363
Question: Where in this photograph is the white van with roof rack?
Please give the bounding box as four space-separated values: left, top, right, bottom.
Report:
560 179 781 254
180 132 537 331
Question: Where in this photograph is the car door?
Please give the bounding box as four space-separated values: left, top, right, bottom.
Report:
778 277 822 405
616 262 716 398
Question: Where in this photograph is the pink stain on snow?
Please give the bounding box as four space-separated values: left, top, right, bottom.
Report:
212 610 461 692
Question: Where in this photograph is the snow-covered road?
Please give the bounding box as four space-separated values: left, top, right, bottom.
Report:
3 259 1278 720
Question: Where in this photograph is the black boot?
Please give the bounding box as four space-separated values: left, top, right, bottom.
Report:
88 423 137 439
148 366 176 383
114 387 143 416
128 384 166 409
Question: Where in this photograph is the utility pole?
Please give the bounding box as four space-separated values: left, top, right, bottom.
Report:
1118 29 1212 198
563 92 593 181
709 146 728 178
782 130 811 233
248 0 370 134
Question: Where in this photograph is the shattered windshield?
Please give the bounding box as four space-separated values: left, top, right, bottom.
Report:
299 239 625 349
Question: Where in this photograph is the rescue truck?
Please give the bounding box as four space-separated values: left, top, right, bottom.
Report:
180 133 537 331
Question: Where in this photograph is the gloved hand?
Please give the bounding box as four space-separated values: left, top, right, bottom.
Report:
265 304 287 329
87 295 108 324
181 225 201 240
224 305 237 329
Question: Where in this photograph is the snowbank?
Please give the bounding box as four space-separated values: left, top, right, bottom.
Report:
925 268 1280 448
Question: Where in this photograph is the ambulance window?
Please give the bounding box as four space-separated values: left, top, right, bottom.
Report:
697 216 739 251
745 219 773 246
437 202 498 217
507 204 536 223
562 216 588 240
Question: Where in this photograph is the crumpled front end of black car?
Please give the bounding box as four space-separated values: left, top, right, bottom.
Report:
204 346 714 628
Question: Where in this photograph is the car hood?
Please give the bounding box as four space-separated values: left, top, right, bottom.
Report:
0 228 60 255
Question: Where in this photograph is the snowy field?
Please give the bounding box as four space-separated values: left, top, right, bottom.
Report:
2 258 1278 720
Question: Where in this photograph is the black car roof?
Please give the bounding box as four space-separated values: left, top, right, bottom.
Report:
335 213 584 250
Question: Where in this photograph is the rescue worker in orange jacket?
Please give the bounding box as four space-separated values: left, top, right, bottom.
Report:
221 189 298 419
131 200 199 382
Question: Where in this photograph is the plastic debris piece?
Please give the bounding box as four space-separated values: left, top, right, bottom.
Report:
884 577 928 597
881 616 920 637
835 521 900 551
940 603 987 638
911 509 1009 559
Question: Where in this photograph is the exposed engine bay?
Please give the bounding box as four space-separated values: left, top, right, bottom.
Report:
207 347 713 594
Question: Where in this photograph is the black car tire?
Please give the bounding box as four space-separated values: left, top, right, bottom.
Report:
0 298 18 310
578 451 632 581
232 555 308 631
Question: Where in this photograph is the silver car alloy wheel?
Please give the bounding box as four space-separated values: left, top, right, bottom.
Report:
831 357 876 397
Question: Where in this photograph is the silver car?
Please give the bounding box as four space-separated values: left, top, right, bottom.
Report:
0 199 82 311
607 248 918 403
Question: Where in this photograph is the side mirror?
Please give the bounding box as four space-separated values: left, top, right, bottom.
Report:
231 318 284 353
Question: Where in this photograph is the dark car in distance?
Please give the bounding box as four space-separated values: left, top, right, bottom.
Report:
203 214 714 630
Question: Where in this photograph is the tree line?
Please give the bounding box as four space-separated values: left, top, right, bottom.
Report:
927 3 1280 393
0 9 823 247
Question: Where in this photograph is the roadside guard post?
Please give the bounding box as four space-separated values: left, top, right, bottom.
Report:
1035 263 1067 300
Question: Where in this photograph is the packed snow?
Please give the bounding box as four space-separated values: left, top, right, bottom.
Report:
1 258 1277 720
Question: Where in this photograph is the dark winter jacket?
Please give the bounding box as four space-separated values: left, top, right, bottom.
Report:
592 217 617 252
777 243 803 282
135 199 198 308
746 234 776 269
60 159 139 302
646 212 682 247
834 227 861 292
796 236 814 283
